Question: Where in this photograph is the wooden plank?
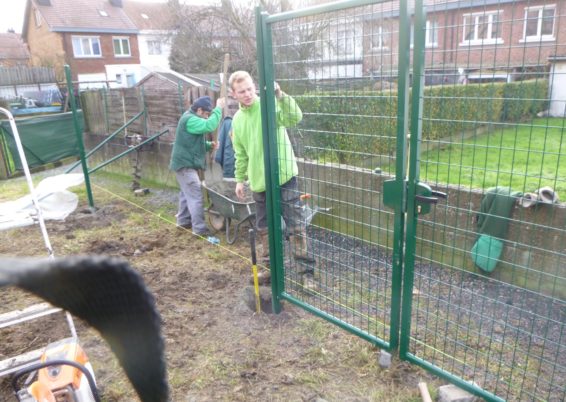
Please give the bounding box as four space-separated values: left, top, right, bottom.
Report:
0 348 43 377
0 303 62 329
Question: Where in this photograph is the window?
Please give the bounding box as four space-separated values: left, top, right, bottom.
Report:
410 20 438 48
523 5 555 42
34 8 42 27
371 26 389 50
115 74 122 85
462 11 502 45
72 36 101 57
147 40 162 55
425 20 438 47
113 37 131 57
337 29 356 55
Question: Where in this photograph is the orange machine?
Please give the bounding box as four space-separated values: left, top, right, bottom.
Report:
14 338 97 402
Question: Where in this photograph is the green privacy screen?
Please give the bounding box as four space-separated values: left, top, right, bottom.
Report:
0 111 83 172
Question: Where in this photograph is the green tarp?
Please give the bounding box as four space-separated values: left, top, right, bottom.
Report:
0 111 83 171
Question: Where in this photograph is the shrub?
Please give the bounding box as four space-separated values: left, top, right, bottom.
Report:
298 91 398 164
500 79 548 122
295 79 549 165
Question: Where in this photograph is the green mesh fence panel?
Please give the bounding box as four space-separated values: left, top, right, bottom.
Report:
262 0 406 350
403 1 565 401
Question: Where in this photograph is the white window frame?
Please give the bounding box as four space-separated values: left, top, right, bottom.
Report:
34 8 42 27
410 19 438 48
521 5 555 43
337 28 356 55
113 37 131 57
147 40 162 55
72 36 101 58
460 10 503 46
425 20 438 48
371 26 389 51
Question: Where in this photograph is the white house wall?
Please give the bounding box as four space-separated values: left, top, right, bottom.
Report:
549 61 566 118
105 64 144 88
138 31 172 74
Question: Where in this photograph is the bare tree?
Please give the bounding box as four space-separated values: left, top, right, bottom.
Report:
167 0 293 76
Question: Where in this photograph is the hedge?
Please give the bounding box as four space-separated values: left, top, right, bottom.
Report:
296 79 548 165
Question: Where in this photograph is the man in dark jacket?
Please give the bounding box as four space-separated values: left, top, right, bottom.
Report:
170 95 225 236
214 95 239 178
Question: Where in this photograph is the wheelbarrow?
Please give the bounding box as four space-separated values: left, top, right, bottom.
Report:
202 180 256 244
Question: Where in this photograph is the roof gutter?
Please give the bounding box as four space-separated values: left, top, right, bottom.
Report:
52 27 139 34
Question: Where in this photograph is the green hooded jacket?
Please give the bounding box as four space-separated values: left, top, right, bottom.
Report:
169 107 221 171
232 96 302 193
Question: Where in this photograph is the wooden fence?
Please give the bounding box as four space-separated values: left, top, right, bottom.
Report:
0 66 56 86
80 85 218 143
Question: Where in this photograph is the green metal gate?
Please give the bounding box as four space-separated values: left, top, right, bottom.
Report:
257 1 565 401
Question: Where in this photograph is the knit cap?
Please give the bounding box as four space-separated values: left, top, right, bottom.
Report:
191 96 213 112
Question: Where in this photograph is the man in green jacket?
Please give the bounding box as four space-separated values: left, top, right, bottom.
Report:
229 71 315 289
170 95 225 236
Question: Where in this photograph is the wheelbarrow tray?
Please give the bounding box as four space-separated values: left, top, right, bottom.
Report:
202 180 256 244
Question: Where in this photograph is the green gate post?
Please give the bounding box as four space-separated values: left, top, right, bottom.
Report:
387 0 412 351
256 7 285 313
65 65 94 208
400 0 425 359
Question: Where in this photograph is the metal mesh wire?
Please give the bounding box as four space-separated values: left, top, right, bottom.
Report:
271 2 401 345
411 1 565 400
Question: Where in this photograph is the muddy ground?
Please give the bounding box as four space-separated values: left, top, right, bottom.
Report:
0 172 437 402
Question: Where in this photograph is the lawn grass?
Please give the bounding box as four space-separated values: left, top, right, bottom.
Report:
419 118 566 194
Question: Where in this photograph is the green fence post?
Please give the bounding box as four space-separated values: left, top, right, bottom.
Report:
65 65 94 208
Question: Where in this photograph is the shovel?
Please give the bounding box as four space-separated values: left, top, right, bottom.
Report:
248 229 261 314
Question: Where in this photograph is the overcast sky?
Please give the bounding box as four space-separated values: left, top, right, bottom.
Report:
0 0 219 34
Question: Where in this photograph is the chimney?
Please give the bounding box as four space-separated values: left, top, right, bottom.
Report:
36 0 51 5
109 0 123 7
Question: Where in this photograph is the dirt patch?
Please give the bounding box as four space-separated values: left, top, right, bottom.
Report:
0 187 436 401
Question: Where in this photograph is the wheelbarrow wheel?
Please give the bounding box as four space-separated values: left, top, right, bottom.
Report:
207 210 225 231
225 218 238 245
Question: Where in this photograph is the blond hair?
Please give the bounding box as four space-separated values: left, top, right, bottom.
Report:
228 71 252 90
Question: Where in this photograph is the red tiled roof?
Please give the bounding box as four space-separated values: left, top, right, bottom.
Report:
32 0 137 33
0 33 31 61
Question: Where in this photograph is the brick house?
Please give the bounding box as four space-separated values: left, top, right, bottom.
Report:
0 33 31 67
22 0 141 87
417 0 565 83
303 0 565 83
